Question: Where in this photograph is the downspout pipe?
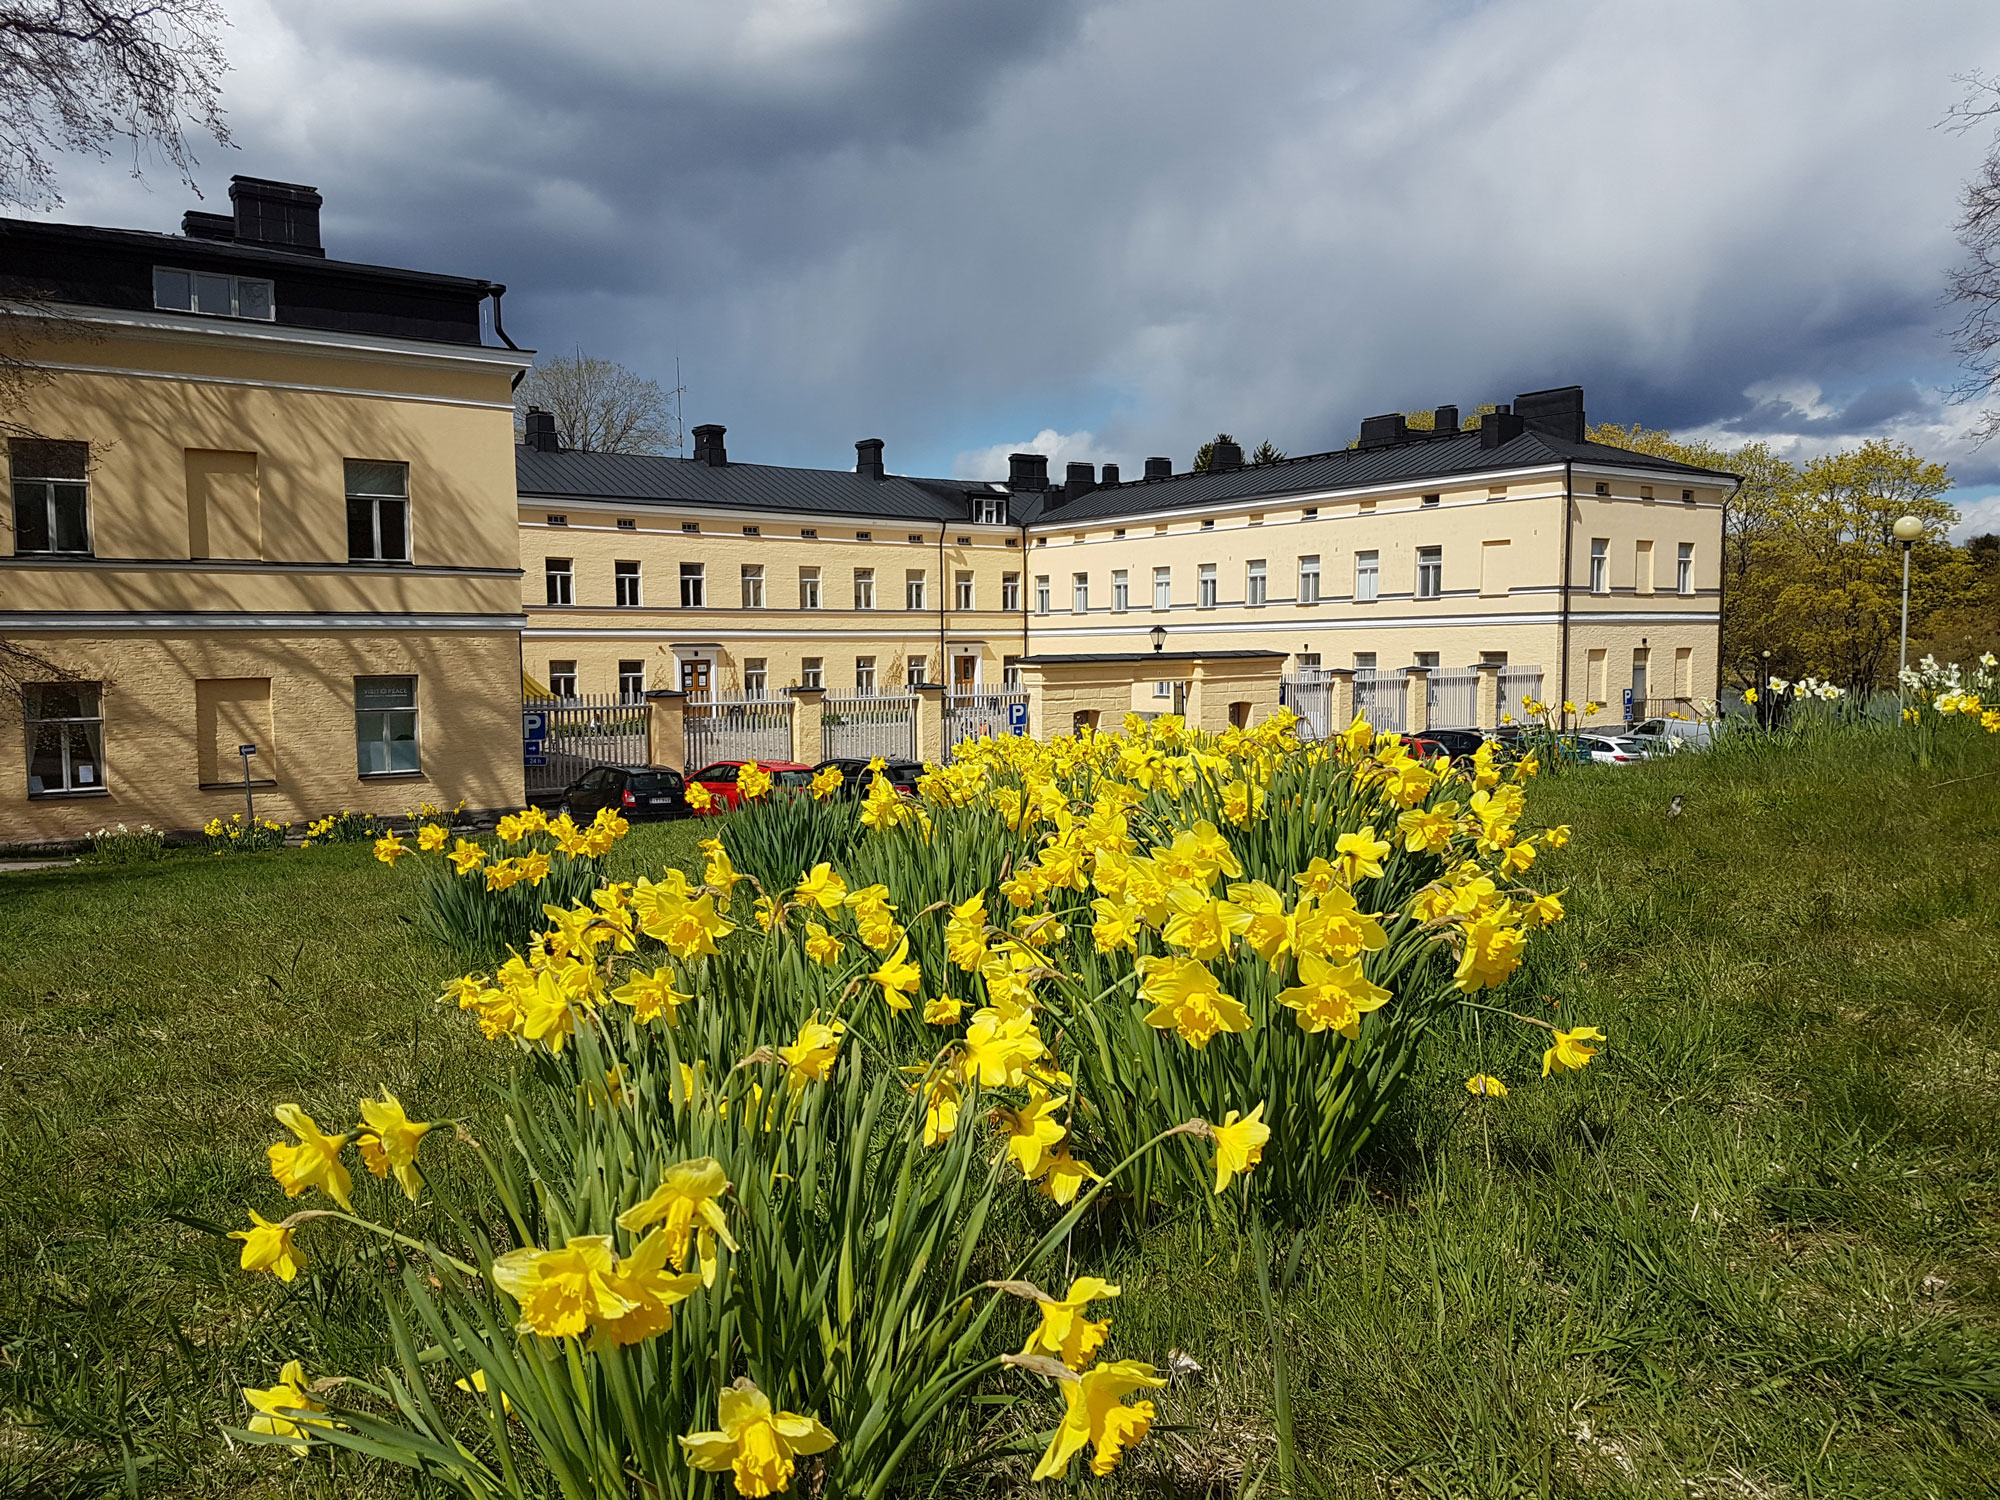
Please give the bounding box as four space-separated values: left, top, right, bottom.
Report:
938 521 948 699
484 283 527 391
1559 459 1574 711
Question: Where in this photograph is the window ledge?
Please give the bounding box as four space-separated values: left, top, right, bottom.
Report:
358 770 428 782
28 787 110 800
199 778 279 790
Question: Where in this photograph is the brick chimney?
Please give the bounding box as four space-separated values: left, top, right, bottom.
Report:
692 424 727 466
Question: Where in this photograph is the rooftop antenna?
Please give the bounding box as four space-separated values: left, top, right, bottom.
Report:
670 357 688 457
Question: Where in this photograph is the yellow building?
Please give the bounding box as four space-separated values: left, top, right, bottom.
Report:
2 177 530 841
518 388 1734 738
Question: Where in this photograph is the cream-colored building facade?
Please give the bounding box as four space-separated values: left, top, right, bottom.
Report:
519 390 1733 732
2 179 529 842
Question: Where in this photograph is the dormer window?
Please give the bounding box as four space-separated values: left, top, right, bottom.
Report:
973 496 1007 525
153 267 274 320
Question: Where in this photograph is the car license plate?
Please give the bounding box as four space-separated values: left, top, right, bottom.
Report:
647 796 668 805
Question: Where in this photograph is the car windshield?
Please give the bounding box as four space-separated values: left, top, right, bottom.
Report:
693 765 738 783
627 771 681 790
774 769 815 787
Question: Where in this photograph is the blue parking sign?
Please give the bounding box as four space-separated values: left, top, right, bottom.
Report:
1006 700 1029 736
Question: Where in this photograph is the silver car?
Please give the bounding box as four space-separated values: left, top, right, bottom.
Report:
1577 734 1646 765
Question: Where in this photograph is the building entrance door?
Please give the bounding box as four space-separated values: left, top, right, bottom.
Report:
952 655 977 691
681 659 712 694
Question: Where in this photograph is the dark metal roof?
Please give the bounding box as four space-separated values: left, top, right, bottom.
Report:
516 447 1003 525
1036 427 1740 526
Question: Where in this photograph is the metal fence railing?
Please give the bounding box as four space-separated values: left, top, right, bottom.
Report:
944 689 1029 755
1354 670 1406 734
1278 672 1334 740
822 693 917 761
685 692 794 768
1426 669 1479 728
1498 667 1544 721
524 694 649 799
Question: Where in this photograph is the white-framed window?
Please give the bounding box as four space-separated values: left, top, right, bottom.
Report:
547 660 577 696
974 496 1007 525
1112 569 1129 612
799 567 822 609
1002 655 1022 687
614 560 642 608
1198 563 1218 609
905 569 926 610
906 654 929 685
1073 572 1089 613
1035 575 1051 614
855 656 877 695
741 564 765 609
24 681 104 796
345 459 409 563
682 521 700 534
955 571 974 610
547 513 568 527
1002 572 1022 610
743 525 761 537
1415 651 1440 668
744 658 768 696
1353 651 1377 670
854 568 875 609
801 657 824 689
1154 679 1172 699
1296 652 1321 670
1589 538 1608 594
616 517 635 530
1153 566 1171 610
1416 546 1442 600
153 266 274 320
680 562 705 608
1246 559 1266 607
1200 519 1215 532
856 530 872 542
1299 554 1322 604
1353 551 1377 603
9 440 91 555
1677 542 1694 595
355 675 419 776
618 660 645 699
1421 493 1440 508
544 557 573 606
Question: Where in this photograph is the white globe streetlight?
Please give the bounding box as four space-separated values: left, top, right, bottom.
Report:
1893 514 1924 683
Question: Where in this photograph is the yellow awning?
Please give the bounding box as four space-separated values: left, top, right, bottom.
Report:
522 670 556 701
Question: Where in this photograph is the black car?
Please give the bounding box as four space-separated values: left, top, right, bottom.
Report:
561 765 686 821
812 757 925 798
1413 727 1490 760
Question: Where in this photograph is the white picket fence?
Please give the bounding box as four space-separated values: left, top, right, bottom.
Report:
822 693 918 761
685 691 794 767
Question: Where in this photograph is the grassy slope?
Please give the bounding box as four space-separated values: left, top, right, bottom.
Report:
3 745 1997 1497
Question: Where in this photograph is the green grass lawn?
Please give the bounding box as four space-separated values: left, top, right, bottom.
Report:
3 739 1998 1498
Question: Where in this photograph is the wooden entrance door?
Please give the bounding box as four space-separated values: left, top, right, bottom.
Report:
680 659 712 695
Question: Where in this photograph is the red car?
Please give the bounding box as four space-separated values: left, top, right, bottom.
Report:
685 760 815 813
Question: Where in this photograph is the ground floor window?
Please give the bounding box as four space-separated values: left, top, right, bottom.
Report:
25 682 104 795
355 676 419 776
1002 656 1022 687
801 656 824 689
618 659 645 699
548 660 578 697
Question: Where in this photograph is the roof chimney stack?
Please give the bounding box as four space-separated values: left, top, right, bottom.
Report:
855 438 885 480
1007 452 1049 492
1432 405 1460 436
692 424 728 466
1478 404 1526 449
1143 456 1173 480
228 176 324 256
1357 413 1408 450
1207 440 1243 473
524 407 560 453
1099 463 1120 486
1513 385 1586 443
1066 461 1097 499
181 210 235 242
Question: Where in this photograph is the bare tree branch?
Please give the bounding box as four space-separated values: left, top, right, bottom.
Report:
514 351 681 455
1946 72 2000 442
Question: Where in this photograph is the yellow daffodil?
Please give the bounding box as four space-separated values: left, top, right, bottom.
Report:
611 966 687 1025
680 1379 837 1497
446 837 487 874
267 1104 354 1212
1162 884 1235 961
921 1073 961 1147
1035 1147 1101 1205
1275 953 1390 1039
810 764 844 799
994 1084 1067 1179
1210 1103 1270 1194
1335 826 1391 884
686 779 713 811
617 1156 740 1283
373 834 410 866
1029 1359 1165 1481
1454 912 1527 992
802 922 844 966
491 1235 633 1339
417 823 449 852
596 1227 706 1346
1137 954 1251 1049
1019 1276 1119 1369
868 935 922 1011
230 1209 305 1282
242 1359 334 1452
704 846 743 900
356 1088 432 1200
780 1012 844 1087
794 862 848 912
922 994 964 1026
1542 1025 1606 1076
1466 1073 1508 1097
959 1004 1048 1087
737 761 774 801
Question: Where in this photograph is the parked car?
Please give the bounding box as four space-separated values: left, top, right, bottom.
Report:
561 765 687 822
1576 734 1646 766
1408 727 1489 761
686 759 815 812
812 757 924 798
1625 716 1714 755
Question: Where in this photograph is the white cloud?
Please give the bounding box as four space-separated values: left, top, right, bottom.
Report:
952 428 1109 481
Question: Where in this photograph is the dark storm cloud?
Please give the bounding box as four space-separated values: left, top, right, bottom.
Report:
34 0 2000 499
